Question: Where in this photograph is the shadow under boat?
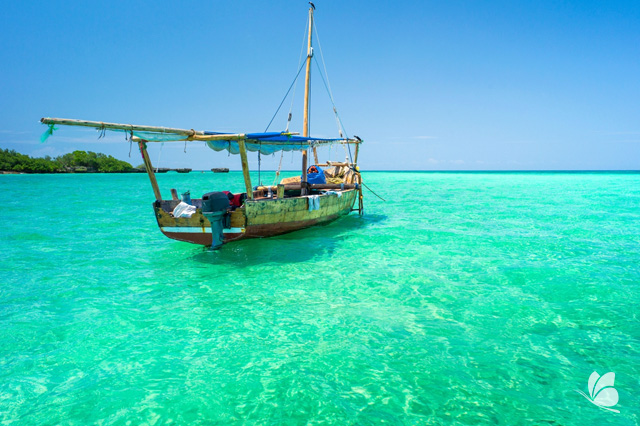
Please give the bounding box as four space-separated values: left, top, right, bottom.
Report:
190 213 387 266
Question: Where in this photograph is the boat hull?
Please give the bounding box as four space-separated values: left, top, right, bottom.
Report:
154 189 358 246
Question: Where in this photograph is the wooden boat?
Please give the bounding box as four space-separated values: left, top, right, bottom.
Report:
40 5 363 249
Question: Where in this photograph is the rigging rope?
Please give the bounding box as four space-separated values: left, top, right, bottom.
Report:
155 142 164 173
361 180 386 202
264 61 306 133
264 17 309 133
258 145 261 186
313 23 346 137
286 16 310 132
265 17 309 185
272 150 285 186
312 21 354 164
313 56 354 164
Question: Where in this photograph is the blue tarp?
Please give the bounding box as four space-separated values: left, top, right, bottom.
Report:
63 127 350 155
206 134 348 155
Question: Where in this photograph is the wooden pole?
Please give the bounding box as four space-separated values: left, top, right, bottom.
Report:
303 7 313 139
358 173 364 215
41 117 203 137
301 5 314 195
301 150 308 195
138 140 162 201
354 143 360 164
238 139 253 200
41 118 306 143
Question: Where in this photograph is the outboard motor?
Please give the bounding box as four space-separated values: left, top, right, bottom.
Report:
201 192 230 249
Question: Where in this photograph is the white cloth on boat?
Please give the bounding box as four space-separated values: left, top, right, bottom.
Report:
322 190 342 198
308 195 320 211
172 201 196 218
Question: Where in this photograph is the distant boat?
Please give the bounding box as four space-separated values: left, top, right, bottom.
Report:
40 4 363 249
211 168 229 173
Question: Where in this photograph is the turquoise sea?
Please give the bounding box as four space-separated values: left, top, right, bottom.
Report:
1 171 639 425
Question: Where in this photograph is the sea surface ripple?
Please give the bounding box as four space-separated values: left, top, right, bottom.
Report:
1 171 639 425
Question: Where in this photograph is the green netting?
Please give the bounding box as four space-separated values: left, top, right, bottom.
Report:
40 124 57 143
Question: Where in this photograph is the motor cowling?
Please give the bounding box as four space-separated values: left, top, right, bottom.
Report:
201 192 230 249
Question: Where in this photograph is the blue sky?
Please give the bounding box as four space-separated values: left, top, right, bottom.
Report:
1 0 639 170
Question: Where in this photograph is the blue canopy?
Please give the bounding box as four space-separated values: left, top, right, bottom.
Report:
93 129 352 155
38 118 357 155
205 132 350 155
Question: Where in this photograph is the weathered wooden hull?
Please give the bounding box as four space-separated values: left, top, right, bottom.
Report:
154 189 358 246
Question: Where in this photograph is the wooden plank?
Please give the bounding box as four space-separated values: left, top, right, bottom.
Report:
255 183 357 191
244 190 357 226
230 209 246 228
155 205 246 229
247 196 354 225
327 161 352 166
155 206 208 228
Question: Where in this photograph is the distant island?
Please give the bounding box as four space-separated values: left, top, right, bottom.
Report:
0 148 137 173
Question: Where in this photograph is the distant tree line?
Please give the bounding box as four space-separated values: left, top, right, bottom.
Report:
0 149 134 173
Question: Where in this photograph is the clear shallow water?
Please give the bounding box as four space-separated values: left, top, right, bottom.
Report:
1 171 639 425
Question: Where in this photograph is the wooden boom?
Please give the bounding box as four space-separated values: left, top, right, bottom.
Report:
40 118 305 142
41 117 205 136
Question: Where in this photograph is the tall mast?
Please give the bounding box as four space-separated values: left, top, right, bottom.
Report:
303 4 314 139
301 3 315 194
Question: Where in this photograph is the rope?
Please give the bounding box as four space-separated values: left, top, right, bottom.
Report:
125 128 134 157
349 166 384 201
362 181 386 201
313 22 346 138
313 57 344 136
264 61 306 132
264 15 309 133
272 150 285 186
155 142 164 173
311 31 353 164
286 16 310 132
